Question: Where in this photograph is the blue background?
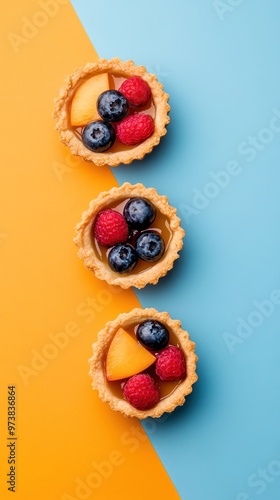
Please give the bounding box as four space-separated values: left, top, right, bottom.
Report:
71 1 280 499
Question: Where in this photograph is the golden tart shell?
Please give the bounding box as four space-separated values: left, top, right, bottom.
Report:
74 182 185 289
53 58 170 167
89 308 198 419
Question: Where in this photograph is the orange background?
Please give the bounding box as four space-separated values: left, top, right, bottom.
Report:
0 1 180 499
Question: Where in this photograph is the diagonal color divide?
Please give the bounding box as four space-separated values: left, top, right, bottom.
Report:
70 1 280 500
0 1 181 499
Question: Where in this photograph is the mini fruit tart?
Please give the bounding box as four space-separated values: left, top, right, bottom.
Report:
74 182 185 289
89 308 198 419
53 58 170 167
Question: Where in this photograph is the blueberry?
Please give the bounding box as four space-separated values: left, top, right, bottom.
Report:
97 90 128 122
108 243 138 274
123 198 156 230
82 120 115 152
135 231 165 262
136 320 169 351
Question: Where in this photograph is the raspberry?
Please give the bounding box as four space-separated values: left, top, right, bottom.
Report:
123 374 160 410
116 113 154 145
119 77 151 107
93 209 129 247
155 346 186 381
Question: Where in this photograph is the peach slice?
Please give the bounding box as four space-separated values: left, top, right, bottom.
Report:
106 327 156 381
70 73 109 126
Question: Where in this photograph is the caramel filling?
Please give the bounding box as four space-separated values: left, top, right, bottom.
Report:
70 73 155 152
91 198 172 275
104 322 184 403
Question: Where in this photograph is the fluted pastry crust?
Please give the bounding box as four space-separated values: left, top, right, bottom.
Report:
89 308 198 419
74 182 185 289
54 58 170 167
